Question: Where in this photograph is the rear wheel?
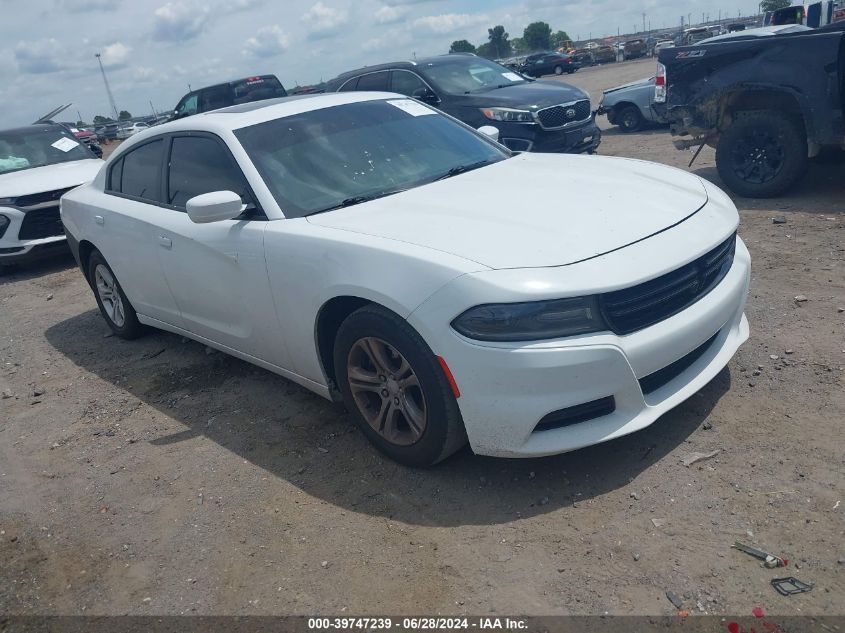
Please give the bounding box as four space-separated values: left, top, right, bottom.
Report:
554 65 563 75
716 111 807 198
334 305 466 467
88 250 145 339
617 105 644 133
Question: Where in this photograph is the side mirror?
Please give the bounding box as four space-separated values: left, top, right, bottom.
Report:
412 87 439 105
477 125 500 142
186 190 244 224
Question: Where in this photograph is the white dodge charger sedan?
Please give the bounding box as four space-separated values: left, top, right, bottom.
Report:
61 92 750 466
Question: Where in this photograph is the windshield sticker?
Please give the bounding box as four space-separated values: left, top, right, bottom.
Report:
501 72 522 82
388 99 436 116
51 137 80 152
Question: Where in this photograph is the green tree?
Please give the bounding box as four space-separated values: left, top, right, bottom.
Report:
118 110 132 121
760 0 790 10
551 30 572 49
487 25 512 59
523 21 552 51
76 120 85 127
509 37 527 54
93 115 113 124
476 42 494 58
449 39 476 54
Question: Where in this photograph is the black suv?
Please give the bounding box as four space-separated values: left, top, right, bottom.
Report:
171 75 287 120
325 55 600 154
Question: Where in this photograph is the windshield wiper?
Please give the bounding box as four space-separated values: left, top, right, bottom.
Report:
433 159 496 181
308 189 406 216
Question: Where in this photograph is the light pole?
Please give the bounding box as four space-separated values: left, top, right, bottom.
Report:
95 53 119 121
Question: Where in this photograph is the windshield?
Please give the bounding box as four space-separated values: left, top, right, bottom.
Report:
0 126 93 175
235 99 509 218
421 58 529 95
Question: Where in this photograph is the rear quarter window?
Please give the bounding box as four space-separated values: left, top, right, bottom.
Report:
108 139 163 202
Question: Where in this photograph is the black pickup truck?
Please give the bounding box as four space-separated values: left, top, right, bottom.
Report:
656 23 845 197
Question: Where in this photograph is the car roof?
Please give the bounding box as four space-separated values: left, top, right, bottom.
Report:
0 123 63 135
329 54 505 83
698 24 811 43
112 91 401 154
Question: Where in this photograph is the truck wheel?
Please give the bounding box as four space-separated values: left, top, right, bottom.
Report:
716 111 807 198
617 105 643 132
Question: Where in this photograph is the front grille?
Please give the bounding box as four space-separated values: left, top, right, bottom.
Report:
14 187 74 208
639 331 719 395
536 99 592 129
18 206 64 240
534 396 616 432
600 234 736 335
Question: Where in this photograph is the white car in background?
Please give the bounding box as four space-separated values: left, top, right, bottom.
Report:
1 124 103 266
116 122 150 140
61 92 750 466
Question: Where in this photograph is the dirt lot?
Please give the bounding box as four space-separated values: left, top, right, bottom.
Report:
1 58 843 618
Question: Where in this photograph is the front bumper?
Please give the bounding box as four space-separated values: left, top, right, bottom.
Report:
498 119 602 154
410 238 751 458
0 206 67 265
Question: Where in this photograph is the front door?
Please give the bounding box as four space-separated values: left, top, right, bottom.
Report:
152 133 287 365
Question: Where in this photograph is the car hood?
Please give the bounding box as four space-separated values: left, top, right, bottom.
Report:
307 153 709 270
0 159 103 198
455 80 589 109
604 77 655 94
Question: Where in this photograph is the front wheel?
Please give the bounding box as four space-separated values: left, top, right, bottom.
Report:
554 65 563 75
333 305 466 467
88 250 145 339
715 111 808 198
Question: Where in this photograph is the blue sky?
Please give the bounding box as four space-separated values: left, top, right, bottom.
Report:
0 0 762 126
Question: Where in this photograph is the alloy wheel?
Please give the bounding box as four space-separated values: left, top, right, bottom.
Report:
346 336 427 446
730 129 785 184
94 264 126 328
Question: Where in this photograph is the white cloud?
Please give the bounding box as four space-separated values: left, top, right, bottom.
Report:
56 0 116 12
413 13 488 34
14 38 67 74
100 41 131 67
243 25 289 58
152 1 211 41
301 1 348 38
132 66 157 82
374 5 405 24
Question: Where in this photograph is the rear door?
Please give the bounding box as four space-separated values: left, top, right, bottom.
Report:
100 138 185 327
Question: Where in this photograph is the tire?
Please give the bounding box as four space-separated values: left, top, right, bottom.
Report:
554 65 563 75
567 68 576 74
715 111 808 198
617 105 644 133
87 250 145 339
333 305 467 467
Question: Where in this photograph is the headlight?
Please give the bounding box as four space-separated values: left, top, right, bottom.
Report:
451 296 605 342
480 107 535 124
0 214 10 239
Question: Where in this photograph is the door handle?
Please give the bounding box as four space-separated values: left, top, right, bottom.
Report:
94 215 104 225
158 235 172 249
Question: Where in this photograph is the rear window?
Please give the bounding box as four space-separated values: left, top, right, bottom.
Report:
109 140 162 202
231 76 287 104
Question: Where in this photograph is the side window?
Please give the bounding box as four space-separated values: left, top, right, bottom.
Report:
175 93 198 117
108 157 124 192
390 71 427 97
199 85 233 113
167 136 250 209
338 77 358 92
113 140 163 201
355 71 390 91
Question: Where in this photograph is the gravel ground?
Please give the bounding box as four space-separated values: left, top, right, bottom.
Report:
1 58 843 618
